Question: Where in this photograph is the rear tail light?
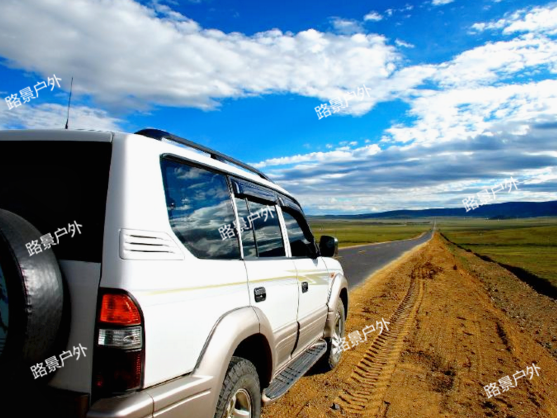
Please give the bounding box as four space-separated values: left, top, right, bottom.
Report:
94 292 144 395
100 294 141 325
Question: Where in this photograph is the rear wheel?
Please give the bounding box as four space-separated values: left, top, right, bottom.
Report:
214 356 261 418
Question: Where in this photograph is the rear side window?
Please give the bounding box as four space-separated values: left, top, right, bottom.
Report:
247 200 285 258
0 140 111 262
161 158 240 259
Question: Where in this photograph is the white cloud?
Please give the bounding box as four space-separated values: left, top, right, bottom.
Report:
432 0 454 6
0 103 123 130
432 36 557 88
472 4 557 35
0 0 409 116
254 143 380 168
364 11 383 22
330 17 363 34
395 39 415 48
383 5 413 18
384 79 557 145
504 5 557 35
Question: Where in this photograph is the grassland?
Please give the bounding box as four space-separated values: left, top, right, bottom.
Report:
308 216 557 289
437 217 557 287
308 218 432 248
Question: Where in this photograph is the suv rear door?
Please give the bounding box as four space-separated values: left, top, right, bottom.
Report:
0 134 112 395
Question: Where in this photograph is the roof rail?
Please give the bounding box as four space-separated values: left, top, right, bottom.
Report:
134 128 270 181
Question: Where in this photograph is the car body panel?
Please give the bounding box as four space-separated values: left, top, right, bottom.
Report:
291 260 329 356
243 259 299 372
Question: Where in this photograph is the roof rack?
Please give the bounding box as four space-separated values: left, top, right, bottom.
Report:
135 128 270 181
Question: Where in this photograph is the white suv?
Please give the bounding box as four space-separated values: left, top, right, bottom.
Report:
0 128 348 418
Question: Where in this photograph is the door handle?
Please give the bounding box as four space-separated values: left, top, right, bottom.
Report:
301 282 309 293
254 287 266 302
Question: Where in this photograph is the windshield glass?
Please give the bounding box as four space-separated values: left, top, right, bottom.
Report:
0 140 112 262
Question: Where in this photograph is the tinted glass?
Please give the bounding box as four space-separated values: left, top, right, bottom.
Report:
161 159 240 259
235 197 258 258
282 211 314 257
0 141 111 262
248 200 285 258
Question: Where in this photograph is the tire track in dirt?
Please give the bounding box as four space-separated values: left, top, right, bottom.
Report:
333 262 428 416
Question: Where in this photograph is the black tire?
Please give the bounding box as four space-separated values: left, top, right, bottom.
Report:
320 300 345 371
214 356 261 418
0 209 65 381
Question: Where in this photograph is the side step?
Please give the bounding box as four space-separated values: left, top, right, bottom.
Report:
263 340 327 401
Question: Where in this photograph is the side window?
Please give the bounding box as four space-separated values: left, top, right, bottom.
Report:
161 158 240 260
234 197 257 258
282 210 315 258
247 200 285 258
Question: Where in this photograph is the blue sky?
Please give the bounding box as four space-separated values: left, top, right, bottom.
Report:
1 0 556 214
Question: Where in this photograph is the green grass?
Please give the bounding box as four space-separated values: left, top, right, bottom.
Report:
309 218 432 248
438 217 557 286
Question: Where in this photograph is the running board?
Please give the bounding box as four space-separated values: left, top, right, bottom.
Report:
263 340 327 402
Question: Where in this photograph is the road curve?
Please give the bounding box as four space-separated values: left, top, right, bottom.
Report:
338 230 433 288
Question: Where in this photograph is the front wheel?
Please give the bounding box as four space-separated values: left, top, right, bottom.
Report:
321 300 345 371
214 356 261 418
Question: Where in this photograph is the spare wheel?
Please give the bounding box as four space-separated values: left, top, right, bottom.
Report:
0 208 64 380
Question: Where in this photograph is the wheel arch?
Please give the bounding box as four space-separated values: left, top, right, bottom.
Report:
193 306 276 416
233 333 273 389
324 273 349 338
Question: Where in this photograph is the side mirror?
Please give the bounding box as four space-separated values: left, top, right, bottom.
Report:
319 235 338 257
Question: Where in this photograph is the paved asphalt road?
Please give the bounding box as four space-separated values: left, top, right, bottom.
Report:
338 231 434 289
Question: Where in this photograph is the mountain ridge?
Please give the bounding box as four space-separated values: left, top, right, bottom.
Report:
313 200 557 219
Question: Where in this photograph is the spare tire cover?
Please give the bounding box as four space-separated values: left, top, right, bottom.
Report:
0 208 64 376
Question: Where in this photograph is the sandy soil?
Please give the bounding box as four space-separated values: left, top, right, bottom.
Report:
262 233 557 418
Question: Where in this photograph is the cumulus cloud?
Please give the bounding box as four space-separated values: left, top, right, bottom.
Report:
0 0 407 115
364 12 383 22
472 4 557 35
384 79 557 145
432 36 557 88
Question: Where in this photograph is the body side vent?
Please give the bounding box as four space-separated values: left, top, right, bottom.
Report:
120 229 184 260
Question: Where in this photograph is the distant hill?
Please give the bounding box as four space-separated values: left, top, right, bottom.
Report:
316 201 557 219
